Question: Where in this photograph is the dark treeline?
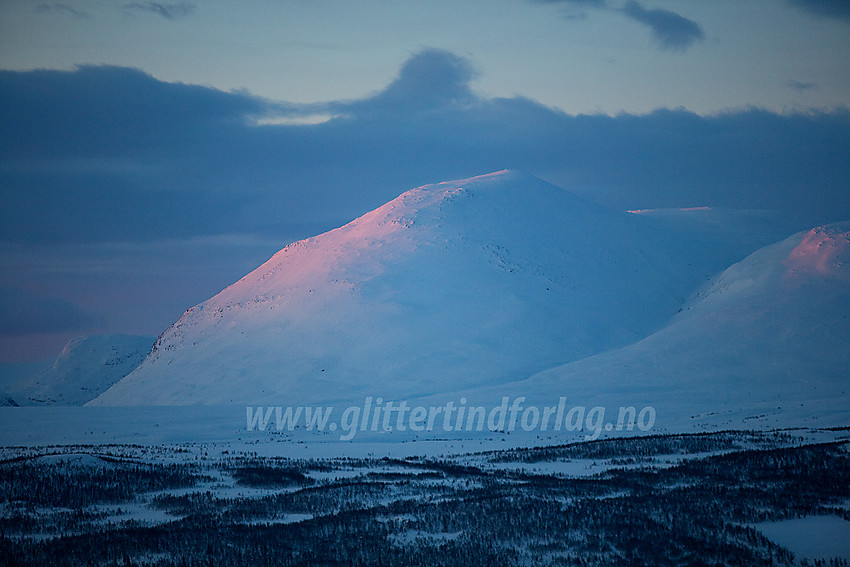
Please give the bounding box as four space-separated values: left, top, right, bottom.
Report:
1 431 849 566
489 430 791 463
0 458 202 508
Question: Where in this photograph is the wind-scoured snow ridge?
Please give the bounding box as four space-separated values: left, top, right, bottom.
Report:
92 170 733 406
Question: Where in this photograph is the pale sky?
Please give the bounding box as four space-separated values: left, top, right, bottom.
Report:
1 0 849 115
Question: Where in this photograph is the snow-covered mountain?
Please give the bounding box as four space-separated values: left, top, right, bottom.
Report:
3 334 153 405
92 170 746 406
448 221 850 430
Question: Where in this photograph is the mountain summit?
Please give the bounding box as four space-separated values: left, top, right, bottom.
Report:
92 171 720 405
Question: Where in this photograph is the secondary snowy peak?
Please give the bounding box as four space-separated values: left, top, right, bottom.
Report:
92 171 737 406
454 222 850 430
784 221 850 278
7 334 154 405
678 221 850 314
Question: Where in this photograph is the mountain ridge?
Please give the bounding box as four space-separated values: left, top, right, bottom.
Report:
92 170 738 406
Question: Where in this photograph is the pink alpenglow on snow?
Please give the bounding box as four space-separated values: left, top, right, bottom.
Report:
88 172 850 432
784 222 850 277
90 171 727 406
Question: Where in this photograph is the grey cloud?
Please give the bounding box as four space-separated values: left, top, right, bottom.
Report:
1 53 848 252
788 0 850 22
531 0 704 52
35 3 90 18
122 2 195 19
786 80 817 92
621 1 704 52
0 65 273 159
532 0 607 20
331 49 479 116
532 0 607 5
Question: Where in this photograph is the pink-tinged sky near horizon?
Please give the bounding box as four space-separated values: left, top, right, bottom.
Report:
1 0 849 363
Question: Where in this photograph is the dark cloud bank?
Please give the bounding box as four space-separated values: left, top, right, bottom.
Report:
789 0 850 22
2 49 848 250
0 286 94 335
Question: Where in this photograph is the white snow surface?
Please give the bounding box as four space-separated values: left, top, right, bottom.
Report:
87 170 850 433
93 171 730 406
434 221 850 430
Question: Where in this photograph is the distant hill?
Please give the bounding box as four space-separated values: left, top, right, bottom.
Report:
2 334 153 405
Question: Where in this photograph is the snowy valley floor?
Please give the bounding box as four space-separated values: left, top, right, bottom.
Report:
1 415 849 566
